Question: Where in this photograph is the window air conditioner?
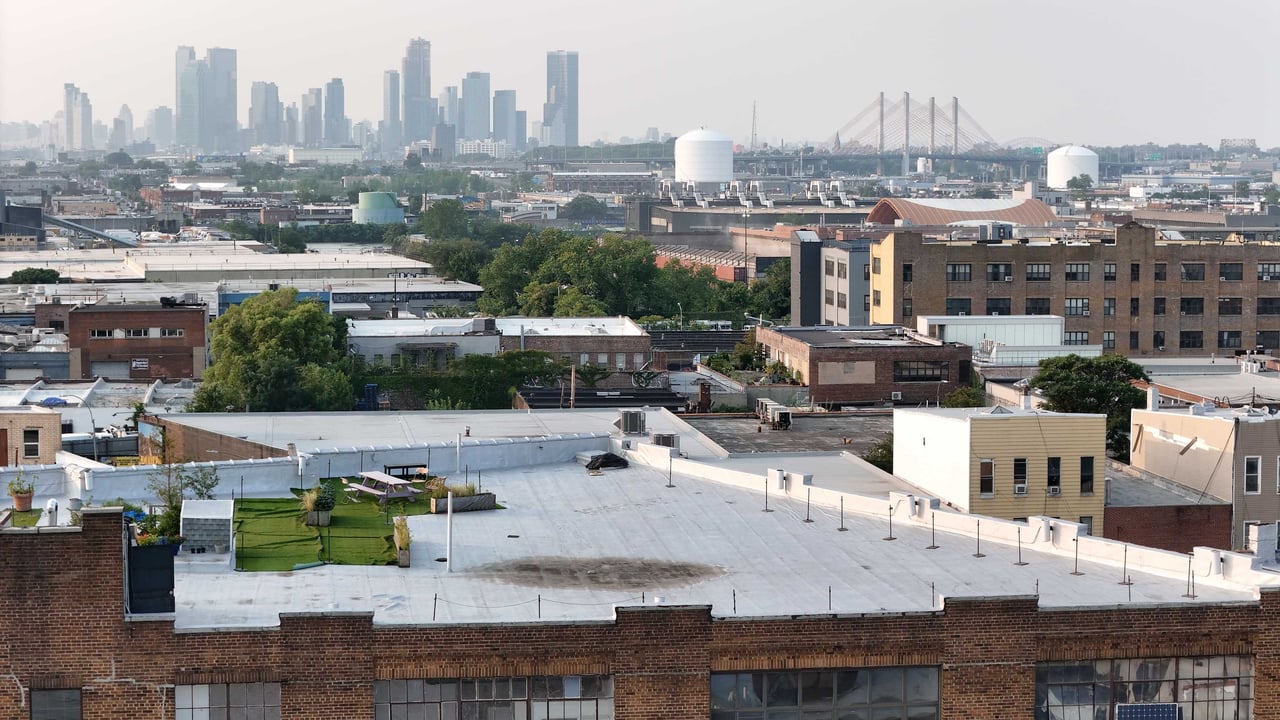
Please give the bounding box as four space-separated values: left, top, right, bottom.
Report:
1220 277 1228 281
1158 346 1166 351
958 311 967 316
1047 486 1062 496
1264 276 1272 281
1181 311 1186 316
1082 310 1090 316
1004 276 1013 282
1014 483 1028 495
890 391 903 401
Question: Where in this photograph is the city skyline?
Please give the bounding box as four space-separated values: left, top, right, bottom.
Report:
2 0 1278 149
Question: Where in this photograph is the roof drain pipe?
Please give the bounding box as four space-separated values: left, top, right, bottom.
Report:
446 490 453 573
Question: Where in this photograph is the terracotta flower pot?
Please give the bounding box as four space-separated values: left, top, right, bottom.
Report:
10 492 33 512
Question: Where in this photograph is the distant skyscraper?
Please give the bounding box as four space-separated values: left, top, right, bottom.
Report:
460 72 491 140
63 84 93 150
492 90 518 147
324 78 349 145
147 106 175 149
250 82 282 145
382 70 402 155
514 110 528 151
109 105 133 149
203 48 238 152
174 47 198 147
283 103 299 146
432 123 456 162
301 89 323 147
401 38 433 143
544 50 579 147
441 86 459 126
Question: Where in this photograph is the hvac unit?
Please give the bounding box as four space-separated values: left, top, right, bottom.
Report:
1158 346 1166 351
1013 483 1028 495
1265 276 1273 281
1082 310 1090 316
1004 276 1013 282
1047 486 1062 496
890 391 903 401
1220 277 1228 281
958 312 967 316
650 432 680 450
615 410 646 435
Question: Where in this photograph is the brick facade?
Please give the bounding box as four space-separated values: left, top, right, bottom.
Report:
66 304 208 380
1104 504 1234 553
5 509 1276 719
499 335 652 372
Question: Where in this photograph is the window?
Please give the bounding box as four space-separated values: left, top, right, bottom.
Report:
1036 656 1254 720
1130 262 1141 281
1026 263 1051 281
1154 331 1166 349
1025 297 1051 315
825 259 835 276
597 353 608 365
374 676 614 720
863 263 870 280
1013 458 1028 493
23 428 39 458
1063 298 1089 316
1181 262 1205 281
945 263 971 282
1180 297 1204 315
1219 330 1242 349
1129 331 1140 350
945 298 971 315
125 328 147 337
1259 263 1280 280
837 262 847 279
986 263 1012 281
1080 456 1094 494
1078 516 1093 536
32 689 81 720
176 683 282 720
633 353 645 368
1064 263 1090 282
1103 297 1116 316
902 298 913 317
837 292 847 309
1103 262 1116 281
979 458 994 495
1258 298 1280 315
1219 297 1243 316
893 361 948 382
1047 457 1061 490
870 290 879 307
1180 331 1203 349
1102 331 1115 349
986 298 1011 315
1259 331 1280 350
824 289 835 306
161 328 186 337
615 353 627 370
872 257 882 274
1219 262 1243 281
1245 456 1261 494
901 263 912 282
711 667 940 720
1154 263 1167 281
864 295 871 311
89 329 111 339
1063 331 1089 345
1153 297 1166 315
579 353 589 366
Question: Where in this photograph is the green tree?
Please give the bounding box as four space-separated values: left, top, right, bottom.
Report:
181 160 202 175
560 194 608 220
108 174 143 196
413 239 492 283
1029 354 1149 459
18 161 37 176
8 268 60 284
383 223 409 245
1065 174 1094 198
574 364 612 388
403 153 423 170
1264 184 1280 205
941 385 985 408
76 161 103 178
1235 180 1251 198
477 229 571 315
861 433 893 473
448 351 567 408
276 225 307 254
192 288 352 412
419 199 469 239
554 287 608 317
747 258 791 320
104 150 133 167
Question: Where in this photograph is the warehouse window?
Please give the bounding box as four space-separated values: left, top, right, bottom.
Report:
986 263 1012 282
837 262 847 279
824 259 835 276
32 689 81 720
901 263 912 282
1130 263 1140 281
1218 331 1242 349
1026 263 1052 282
711 667 939 720
893 361 948 383
1180 297 1204 315
986 298 1011 316
945 263 971 282
1063 332 1089 345
1103 263 1116 281
373 676 614 720
1258 298 1280 315
1036 656 1253 720
1103 297 1115 316
176 683 281 720
1259 263 1280 280
1064 298 1089 316
1180 263 1205 281
1219 262 1243 281
837 292 847 309
125 328 147 338
945 298 971 316
161 328 186 337
1064 263 1090 282
825 289 835 306
1154 297 1166 315
1219 297 1242 316
1025 298 1051 315
1103 331 1115 350
1180 331 1203 349
1153 331 1165 349
902 298 913 317
1154 263 1167 281
89 329 111 339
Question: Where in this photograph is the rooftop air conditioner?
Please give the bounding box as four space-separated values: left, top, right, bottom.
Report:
615 409 646 435
650 432 679 450
890 391 903 401
1047 486 1062 496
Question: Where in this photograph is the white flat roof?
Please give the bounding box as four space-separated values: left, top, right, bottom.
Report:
492 317 645 337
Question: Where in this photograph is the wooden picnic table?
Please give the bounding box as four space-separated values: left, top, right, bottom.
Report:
355 471 424 502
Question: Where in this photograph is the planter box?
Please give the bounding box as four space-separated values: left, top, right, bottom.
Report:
397 549 411 568
430 493 496 514
305 510 332 527
10 492 32 512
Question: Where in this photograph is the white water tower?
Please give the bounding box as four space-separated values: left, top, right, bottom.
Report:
1046 145 1099 190
674 129 734 190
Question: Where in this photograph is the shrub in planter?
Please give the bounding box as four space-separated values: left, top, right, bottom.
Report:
393 515 411 568
8 474 33 512
301 486 336 527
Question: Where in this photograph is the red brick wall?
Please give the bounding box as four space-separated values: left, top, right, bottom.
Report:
1104 504 1234 553
67 306 206 379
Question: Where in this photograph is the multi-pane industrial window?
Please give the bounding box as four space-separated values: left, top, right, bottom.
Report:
1064 263 1090 282
945 263 971 282
90 329 111 339
1129 331 1140 350
1036 656 1254 720
945 298 971 316
1219 331 1242 349
986 263 1012 281
372 676 614 720
1080 456 1094 494
125 328 147 337
986 298 1011 315
1219 297 1243 315
1181 297 1204 315
161 328 186 337
1047 457 1061 490
711 667 940 720
1103 263 1116 281
836 292 847 309
902 298 913 317
824 289 835 306
1154 331 1166 349
1259 263 1280 280
979 458 994 495
1130 297 1140 316
1180 331 1204 349
837 262 847 279
1064 298 1089 316
1103 331 1115 349
893 361 948 383
1219 262 1243 281
23 429 39 457
1103 297 1116 316
1026 297 1051 315
1153 297 1166 315
824 259 835 276
175 683 282 720
901 263 912 282
1259 298 1280 314
1181 262 1206 281
1063 332 1089 345
1026 263 1052 281
32 689 81 720
1130 263 1141 281
1155 263 1167 281
1245 456 1261 494
1259 331 1280 349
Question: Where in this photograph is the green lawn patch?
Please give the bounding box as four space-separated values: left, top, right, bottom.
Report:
6 509 41 527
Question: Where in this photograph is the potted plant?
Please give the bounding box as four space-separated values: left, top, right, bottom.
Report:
429 483 497 514
393 515 411 568
8 473 33 512
301 486 335 527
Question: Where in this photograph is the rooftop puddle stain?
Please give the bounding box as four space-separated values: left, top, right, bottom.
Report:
470 556 723 590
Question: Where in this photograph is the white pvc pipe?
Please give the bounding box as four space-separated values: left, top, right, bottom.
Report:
446 491 453 573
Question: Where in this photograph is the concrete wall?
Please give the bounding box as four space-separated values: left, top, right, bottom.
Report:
1130 410 1236 506
893 410 972 510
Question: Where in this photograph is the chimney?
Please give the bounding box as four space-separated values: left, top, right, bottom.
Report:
1146 386 1160 411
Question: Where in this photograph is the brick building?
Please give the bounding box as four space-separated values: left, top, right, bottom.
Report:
65 302 208 380
755 325 970 406
868 222 1280 357
0 406 61 466
495 317 652 372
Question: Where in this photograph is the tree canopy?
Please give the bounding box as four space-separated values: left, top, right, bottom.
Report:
419 199 469 240
560 194 608 220
8 268 60 284
192 288 352 412
1029 354 1149 459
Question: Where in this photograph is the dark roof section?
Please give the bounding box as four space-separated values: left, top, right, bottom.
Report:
866 197 1059 226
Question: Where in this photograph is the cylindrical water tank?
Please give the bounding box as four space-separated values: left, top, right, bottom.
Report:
674 129 734 186
1046 145 1100 190
352 192 406 225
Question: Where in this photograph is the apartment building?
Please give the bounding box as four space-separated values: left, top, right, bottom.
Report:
869 222 1280 356
791 230 873 326
894 406 1108 534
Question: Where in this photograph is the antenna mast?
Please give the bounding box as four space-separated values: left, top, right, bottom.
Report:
750 101 758 153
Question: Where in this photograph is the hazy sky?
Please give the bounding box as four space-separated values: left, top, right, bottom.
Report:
3 0 1277 149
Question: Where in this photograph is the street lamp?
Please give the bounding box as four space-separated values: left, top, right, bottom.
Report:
677 302 683 330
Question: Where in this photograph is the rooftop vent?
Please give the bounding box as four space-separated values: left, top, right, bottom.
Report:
614 409 646 435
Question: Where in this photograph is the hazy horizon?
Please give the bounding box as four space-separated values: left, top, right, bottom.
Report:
2 0 1277 149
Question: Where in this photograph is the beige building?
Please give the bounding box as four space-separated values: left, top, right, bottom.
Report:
0 406 63 466
868 222 1280 356
894 406 1107 534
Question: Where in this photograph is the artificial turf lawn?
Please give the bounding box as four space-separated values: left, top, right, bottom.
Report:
5 509 41 527
233 485 433 572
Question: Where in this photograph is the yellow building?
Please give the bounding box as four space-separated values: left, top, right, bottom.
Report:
893 406 1107 534
0 406 63 466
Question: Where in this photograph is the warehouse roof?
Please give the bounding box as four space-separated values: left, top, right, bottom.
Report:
866 197 1059 226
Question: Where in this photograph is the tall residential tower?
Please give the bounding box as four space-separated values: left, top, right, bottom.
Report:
382 70 402 156
401 38 433 143
544 50 579 147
